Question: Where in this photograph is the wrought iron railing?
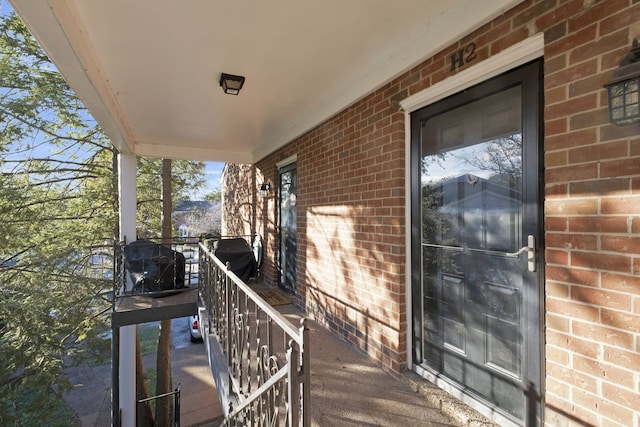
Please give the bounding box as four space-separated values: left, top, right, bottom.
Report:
137 387 181 427
198 242 310 427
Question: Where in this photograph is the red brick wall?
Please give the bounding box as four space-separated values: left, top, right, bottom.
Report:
255 94 407 371
541 1 640 425
221 162 282 286
221 163 255 238
223 0 640 425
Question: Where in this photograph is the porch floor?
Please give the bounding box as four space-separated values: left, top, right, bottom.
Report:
197 282 494 427
273 302 491 427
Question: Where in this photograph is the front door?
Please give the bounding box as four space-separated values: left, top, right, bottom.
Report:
278 163 297 292
411 61 542 425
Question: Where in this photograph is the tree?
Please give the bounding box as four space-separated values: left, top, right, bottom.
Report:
204 189 221 202
186 202 222 237
156 158 173 426
0 8 117 423
137 156 205 238
452 135 522 188
0 5 207 424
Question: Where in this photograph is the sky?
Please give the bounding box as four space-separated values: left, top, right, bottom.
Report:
195 161 224 199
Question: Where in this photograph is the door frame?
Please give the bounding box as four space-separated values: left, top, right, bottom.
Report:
400 35 544 427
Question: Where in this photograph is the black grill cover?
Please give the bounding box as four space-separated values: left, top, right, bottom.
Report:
214 238 257 281
123 240 185 293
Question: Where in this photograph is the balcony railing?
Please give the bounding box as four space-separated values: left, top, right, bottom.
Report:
137 387 181 427
198 241 310 426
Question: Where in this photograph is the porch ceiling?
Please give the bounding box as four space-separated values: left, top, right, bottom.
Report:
10 0 523 164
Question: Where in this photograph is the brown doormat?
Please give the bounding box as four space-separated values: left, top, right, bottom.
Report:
256 289 292 306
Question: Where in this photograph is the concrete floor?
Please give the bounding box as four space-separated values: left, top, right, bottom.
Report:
64 300 493 427
275 304 492 427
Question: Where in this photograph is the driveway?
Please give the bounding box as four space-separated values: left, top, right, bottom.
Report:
64 317 223 426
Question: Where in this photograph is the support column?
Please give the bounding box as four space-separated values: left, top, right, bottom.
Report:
118 152 137 426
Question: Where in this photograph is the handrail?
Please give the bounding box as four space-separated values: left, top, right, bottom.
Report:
198 241 309 426
227 365 287 416
137 387 181 427
200 244 302 345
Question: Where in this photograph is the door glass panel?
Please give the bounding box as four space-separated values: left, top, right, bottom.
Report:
279 165 297 291
420 85 526 419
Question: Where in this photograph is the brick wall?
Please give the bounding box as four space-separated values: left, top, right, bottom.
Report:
220 163 255 238
541 0 640 425
249 89 407 371
222 0 640 425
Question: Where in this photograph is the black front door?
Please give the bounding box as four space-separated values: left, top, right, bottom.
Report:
411 61 542 424
278 163 297 292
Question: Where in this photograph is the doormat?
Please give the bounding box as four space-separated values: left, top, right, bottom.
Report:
256 289 292 306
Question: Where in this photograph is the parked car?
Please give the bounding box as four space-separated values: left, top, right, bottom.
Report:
188 314 202 342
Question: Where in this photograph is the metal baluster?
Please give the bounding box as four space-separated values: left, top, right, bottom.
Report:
300 318 310 427
287 339 299 427
267 317 272 368
217 267 224 334
256 304 261 387
225 262 233 396
206 255 212 334
244 292 251 396
235 309 244 394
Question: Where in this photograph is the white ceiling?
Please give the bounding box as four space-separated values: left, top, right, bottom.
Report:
10 0 522 164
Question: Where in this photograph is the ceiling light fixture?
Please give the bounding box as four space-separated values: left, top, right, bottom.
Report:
219 73 245 95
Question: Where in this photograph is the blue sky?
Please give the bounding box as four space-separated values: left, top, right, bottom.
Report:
196 161 224 199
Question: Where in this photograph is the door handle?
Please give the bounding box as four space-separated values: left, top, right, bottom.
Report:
505 235 536 272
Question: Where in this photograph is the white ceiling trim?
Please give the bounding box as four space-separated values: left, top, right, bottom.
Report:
135 142 254 165
9 0 134 154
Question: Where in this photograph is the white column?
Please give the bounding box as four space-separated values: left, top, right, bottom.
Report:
118 152 137 426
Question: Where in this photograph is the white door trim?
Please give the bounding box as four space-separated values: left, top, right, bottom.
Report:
276 154 297 169
402 33 543 426
400 33 544 113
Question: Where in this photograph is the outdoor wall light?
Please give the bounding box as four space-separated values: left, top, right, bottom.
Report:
219 73 245 95
605 38 640 125
259 181 271 198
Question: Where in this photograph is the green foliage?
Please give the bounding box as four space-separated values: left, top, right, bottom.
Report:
0 4 205 423
204 189 221 202
0 379 79 427
0 9 116 410
136 157 205 238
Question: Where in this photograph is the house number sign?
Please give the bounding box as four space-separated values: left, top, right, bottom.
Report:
450 41 477 71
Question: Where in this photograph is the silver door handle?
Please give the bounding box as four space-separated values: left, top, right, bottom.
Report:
505 235 536 272
505 246 530 257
